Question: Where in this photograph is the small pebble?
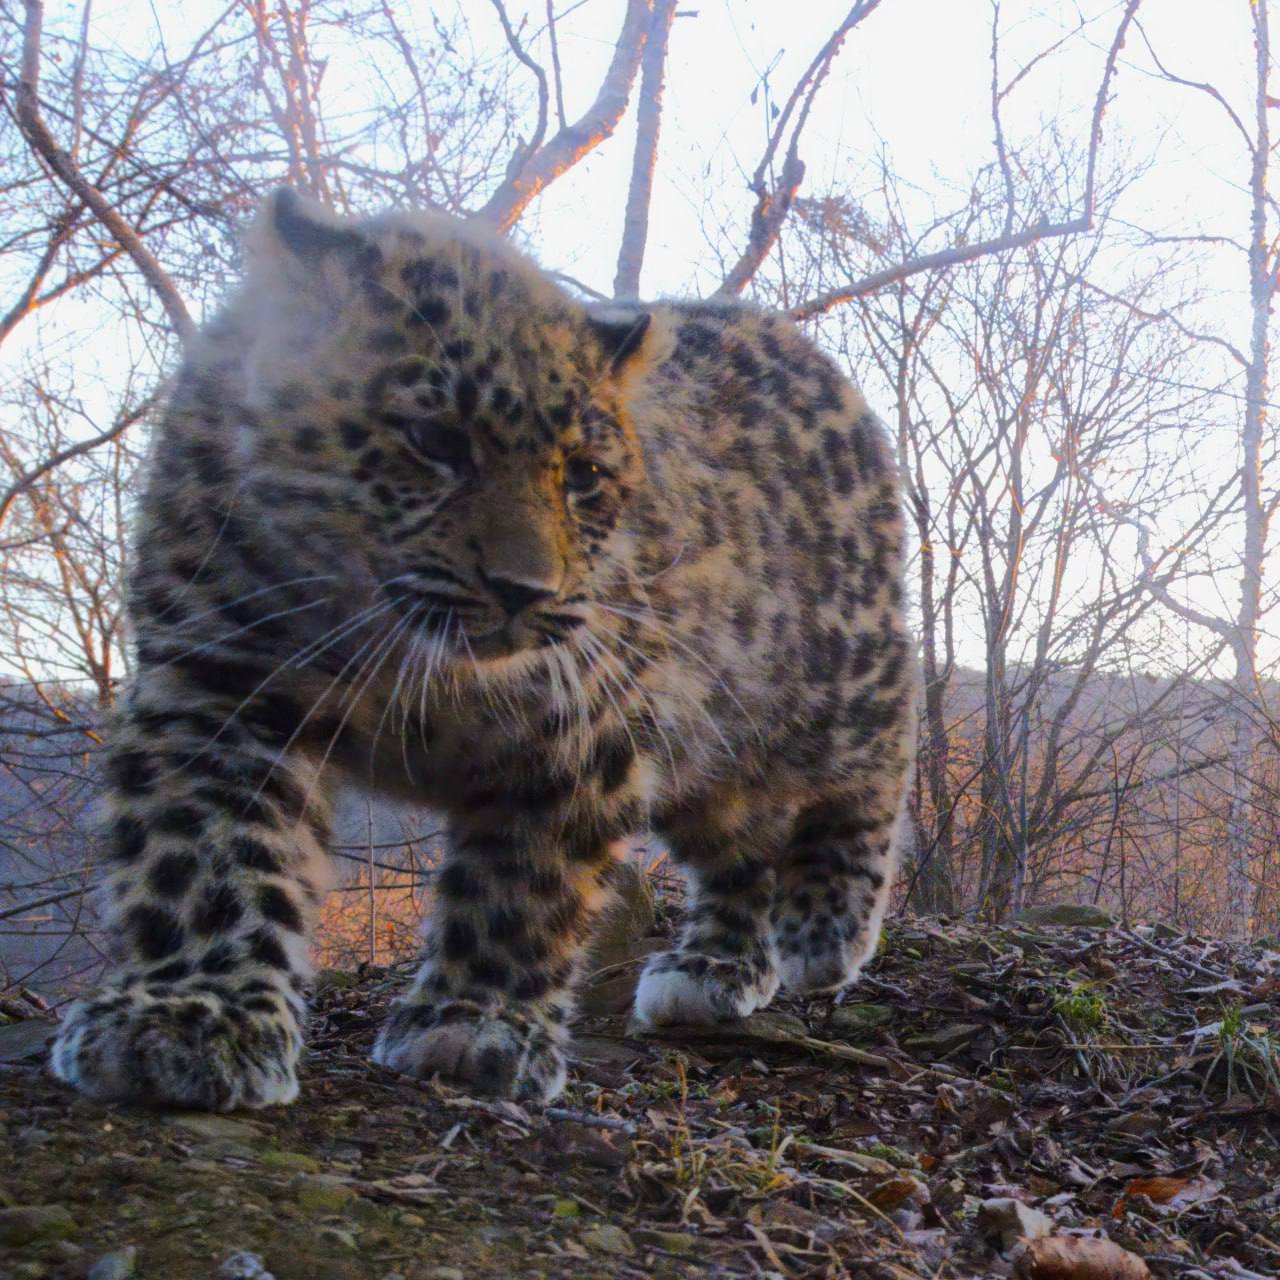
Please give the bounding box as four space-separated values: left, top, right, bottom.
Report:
288 1174 355 1212
88 1246 137 1280
0 1204 77 1246
582 1224 636 1256
633 1228 702 1255
165 1113 261 1142
218 1253 276 1280
317 1225 358 1250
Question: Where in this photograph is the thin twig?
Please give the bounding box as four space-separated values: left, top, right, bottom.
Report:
15 0 193 338
791 0 1143 317
544 1107 635 1133
477 0 652 233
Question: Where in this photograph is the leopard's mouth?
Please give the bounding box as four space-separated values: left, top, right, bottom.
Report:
384 581 588 661
457 614 584 660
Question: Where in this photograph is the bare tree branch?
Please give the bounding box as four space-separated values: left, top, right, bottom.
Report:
717 1 882 297
1071 275 1247 367
0 208 79 346
488 0 550 163
1133 18 1255 157
0 397 153 535
476 0 653 233
13 0 194 339
613 0 678 297
545 0 568 132
791 0 1143 319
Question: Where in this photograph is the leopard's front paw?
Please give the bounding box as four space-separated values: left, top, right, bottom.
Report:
50 981 302 1111
631 949 779 1027
372 999 567 1103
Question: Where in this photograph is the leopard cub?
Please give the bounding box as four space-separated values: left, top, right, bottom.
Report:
51 190 915 1108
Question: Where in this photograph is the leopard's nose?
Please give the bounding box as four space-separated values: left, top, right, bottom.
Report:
484 573 557 616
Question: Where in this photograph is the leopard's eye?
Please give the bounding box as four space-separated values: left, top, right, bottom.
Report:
408 423 473 474
565 455 608 495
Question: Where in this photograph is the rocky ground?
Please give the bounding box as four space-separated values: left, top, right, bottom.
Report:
1 900 1278 1280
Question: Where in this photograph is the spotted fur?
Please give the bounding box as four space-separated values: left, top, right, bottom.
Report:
50 190 916 1108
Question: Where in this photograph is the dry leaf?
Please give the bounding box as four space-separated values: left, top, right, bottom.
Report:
869 1175 929 1212
1015 1235 1151 1279
1113 1175 1223 1217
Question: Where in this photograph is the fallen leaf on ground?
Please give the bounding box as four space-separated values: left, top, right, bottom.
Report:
1112 1175 1223 1217
1015 1235 1151 1279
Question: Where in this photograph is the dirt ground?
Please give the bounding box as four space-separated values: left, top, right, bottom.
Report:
1 911 1278 1280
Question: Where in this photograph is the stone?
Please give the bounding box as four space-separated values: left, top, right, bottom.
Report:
574 1035 650 1067
422 1269 465 1280
88 1246 138 1280
827 1003 894 1034
259 1151 320 1174
289 1175 356 1213
164 1113 262 1142
347 1197 388 1227
632 1228 703 1255
903 1024 984 1057
0 1204 77 1246
190 1140 260 1163
1016 904 1116 928
977 1197 1054 1252
0 1021 54 1062
582 1224 636 1256
217 1252 275 1280
317 1226 358 1249
630 1008 810 1044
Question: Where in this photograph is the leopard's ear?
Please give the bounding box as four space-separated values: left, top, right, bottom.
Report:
586 307 665 385
247 188 365 273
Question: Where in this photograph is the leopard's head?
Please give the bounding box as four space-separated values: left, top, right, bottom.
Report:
223 189 664 667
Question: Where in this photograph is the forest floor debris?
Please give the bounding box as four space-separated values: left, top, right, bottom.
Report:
1 915 1277 1278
